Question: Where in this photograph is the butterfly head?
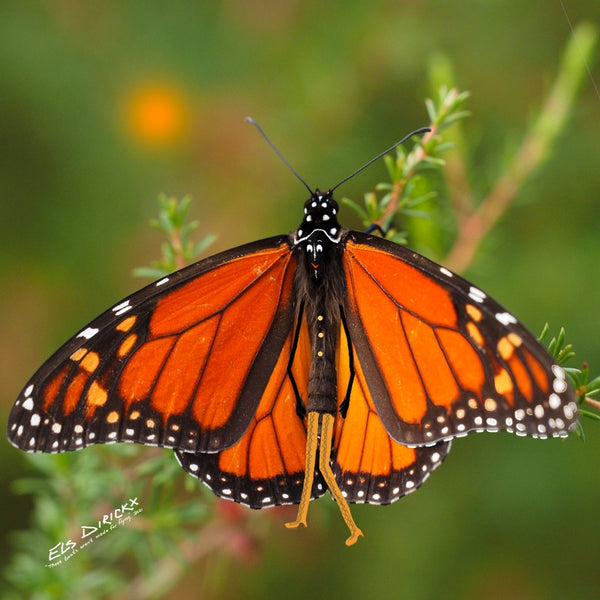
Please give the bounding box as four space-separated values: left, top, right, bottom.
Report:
294 189 343 281
294 189 342 245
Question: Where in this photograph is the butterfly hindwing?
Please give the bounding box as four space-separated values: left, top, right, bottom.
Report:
341 231 578 447
175 319 328 508
7 236 298 455
333 320 451 504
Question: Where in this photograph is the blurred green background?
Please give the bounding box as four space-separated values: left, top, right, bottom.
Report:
1 1 600 598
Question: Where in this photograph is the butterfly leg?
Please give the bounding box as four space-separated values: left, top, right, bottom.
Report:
285 411 319 530
318 412 363 546
285 411 363 546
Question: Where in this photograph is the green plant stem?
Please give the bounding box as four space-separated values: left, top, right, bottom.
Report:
444 23 597 273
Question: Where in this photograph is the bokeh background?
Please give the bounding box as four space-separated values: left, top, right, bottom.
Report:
1 1 600 598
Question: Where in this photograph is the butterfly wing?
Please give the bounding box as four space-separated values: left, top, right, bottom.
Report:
175 319 328 508
7 236 299 455
341 231 578 447
332 321 451 505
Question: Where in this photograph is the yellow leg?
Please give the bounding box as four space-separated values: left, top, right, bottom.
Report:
285 411 319 530
286 411 363 546
318 413 363 546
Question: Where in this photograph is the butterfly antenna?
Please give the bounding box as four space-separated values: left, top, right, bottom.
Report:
246 117 313 195
330 127 431 192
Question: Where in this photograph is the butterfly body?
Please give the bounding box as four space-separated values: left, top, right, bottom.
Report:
7 186 578 545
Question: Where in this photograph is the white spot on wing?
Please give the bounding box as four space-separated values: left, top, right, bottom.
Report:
156 277 169 287
496 312 517 326
78 327 99 339
549 393 561 410
23 397 34 411
468 286 486 303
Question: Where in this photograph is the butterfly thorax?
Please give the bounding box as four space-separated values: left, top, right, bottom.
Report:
292 189 347 416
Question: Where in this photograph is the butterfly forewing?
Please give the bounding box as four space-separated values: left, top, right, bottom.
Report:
7 236 297 455
341 231 578 447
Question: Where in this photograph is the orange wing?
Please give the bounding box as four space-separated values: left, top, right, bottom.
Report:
176 319 329 508
8 236 298 455
332 321 451 504
341 231 578 447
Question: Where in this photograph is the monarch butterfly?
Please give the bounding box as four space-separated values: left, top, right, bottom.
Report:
7 123 578 546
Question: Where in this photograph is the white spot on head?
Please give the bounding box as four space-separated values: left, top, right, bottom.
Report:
440 267 453 277
156 277 169 287
496 312 517 326
78 327 99 340
322 214 330 221
311 201 317 208
23 397 34 411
